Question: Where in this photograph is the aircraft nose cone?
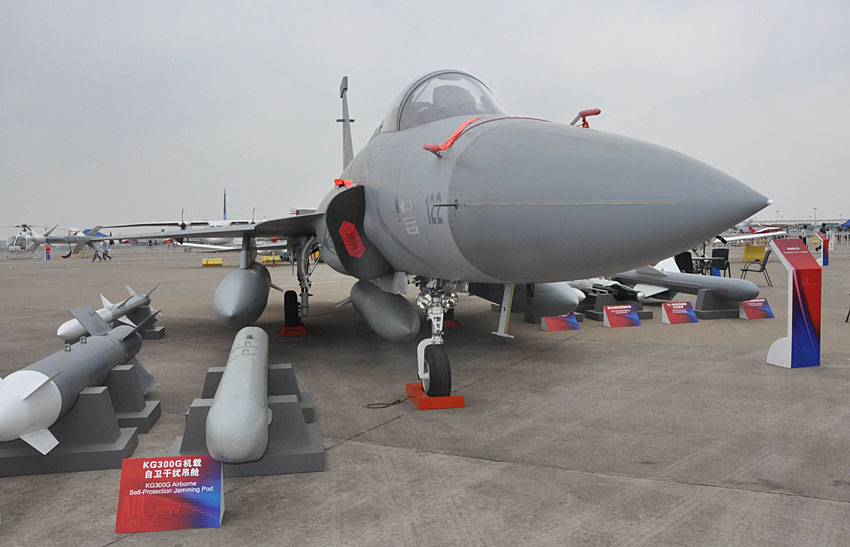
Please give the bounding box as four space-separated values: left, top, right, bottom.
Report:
448 119 770 282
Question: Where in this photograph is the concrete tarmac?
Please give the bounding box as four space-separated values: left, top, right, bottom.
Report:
1 246 849 546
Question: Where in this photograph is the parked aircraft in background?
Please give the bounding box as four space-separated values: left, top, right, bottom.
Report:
4 224 109 257
99 70 771 397
103 188 255 245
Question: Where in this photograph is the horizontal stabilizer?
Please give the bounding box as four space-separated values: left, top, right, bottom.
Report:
70 305 111 336
20 429 59 455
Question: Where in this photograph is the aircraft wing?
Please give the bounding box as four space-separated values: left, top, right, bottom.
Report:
717 231 787 243
96 213 322 241
177 242 290 253
101 221 210 228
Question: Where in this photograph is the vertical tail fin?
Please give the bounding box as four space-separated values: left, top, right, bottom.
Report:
338 76 354 169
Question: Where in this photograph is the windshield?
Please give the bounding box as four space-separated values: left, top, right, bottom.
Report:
380 71 505 133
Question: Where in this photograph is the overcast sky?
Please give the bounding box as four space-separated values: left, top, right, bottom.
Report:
2 1 848 238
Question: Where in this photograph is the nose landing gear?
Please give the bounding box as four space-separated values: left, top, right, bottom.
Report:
415 281 460 397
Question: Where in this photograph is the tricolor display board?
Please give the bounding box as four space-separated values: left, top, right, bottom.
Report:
815 232 829 266
115 455 223 533
766 239 821 368
661 302 698 324
603 305 641 328
739 298 774 320
541 313 580 331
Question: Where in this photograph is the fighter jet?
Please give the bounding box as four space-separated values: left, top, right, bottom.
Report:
101 70 770 397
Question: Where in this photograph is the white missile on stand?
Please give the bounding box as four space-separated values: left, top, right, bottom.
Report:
56 285 158 341
0 305 158 454
205 327 271 462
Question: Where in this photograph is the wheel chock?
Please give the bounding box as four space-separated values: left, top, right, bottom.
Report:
277 324 308 337
444 319 461 329
405 383 465 410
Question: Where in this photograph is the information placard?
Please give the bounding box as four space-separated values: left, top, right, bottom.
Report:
766 239 821 368
541 313 580 331
815 232 829 266
115 455 223 533
603 305 641 328
739 298 774 320
661 302 698 324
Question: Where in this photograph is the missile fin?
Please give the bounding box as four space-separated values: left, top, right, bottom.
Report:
126 357 156 395
270 282 284 293
117 316 136 327
100 294 112 309
20 429 59 455
70 305 110 336
22 370 63 400
125 285 138 297
635 265 668 276
121 310 161 341
145 284 160 297
632 283 669 298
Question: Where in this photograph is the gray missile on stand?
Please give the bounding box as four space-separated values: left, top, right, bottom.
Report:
205 326 271 462
0 306 157 454
56 285 159 341
611 266 759 302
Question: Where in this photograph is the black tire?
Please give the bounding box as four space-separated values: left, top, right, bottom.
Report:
283 290 299 327
423 345 451 397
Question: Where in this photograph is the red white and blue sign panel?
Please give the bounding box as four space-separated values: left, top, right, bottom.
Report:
115 455 223 533
739 298 774 320
661 302 698 324
766 239 821 368
603 305 641 328
541 313 580 331
816 233 829 266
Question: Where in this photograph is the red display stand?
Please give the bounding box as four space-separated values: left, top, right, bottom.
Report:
277 325 307 337
405 383 465 410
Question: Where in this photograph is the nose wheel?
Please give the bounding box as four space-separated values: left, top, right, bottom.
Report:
421 344 451 397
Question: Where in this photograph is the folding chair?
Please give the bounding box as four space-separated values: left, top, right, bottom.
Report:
710 248 731 277
674 251 695 274
740 248 773 287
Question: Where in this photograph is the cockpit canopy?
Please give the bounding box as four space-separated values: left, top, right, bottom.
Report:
379 71 505 133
